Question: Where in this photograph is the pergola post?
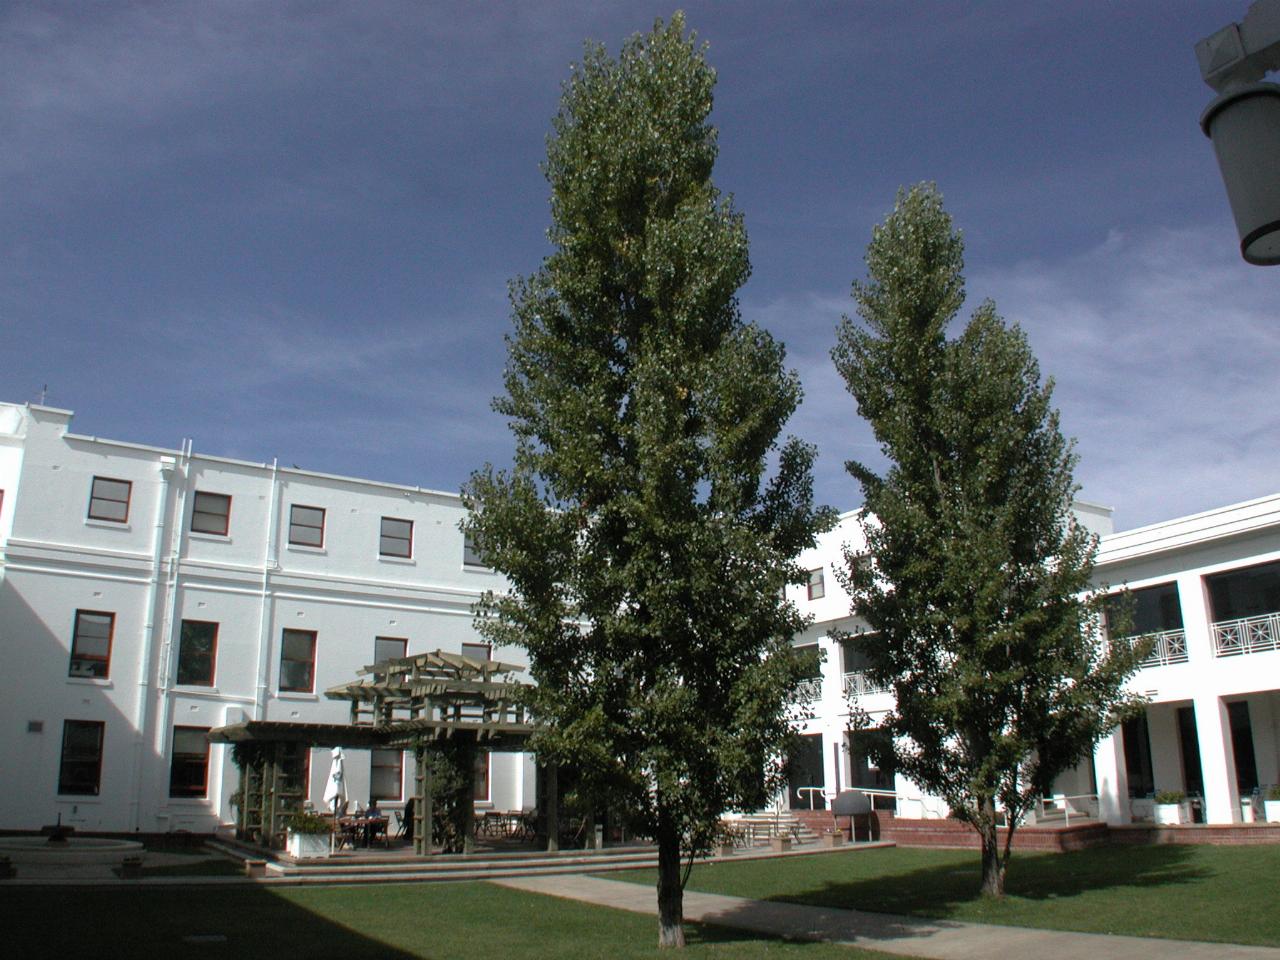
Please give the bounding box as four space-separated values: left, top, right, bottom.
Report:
544 763 559 853
414 743 432 857
461 737 478 855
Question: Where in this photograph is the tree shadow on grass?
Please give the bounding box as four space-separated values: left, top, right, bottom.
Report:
765 843 1209 918
0 885 421 960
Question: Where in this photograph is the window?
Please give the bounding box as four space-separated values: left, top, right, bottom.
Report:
58 720 104 796
374 636 407 664
463 531 486 568
176 620 218 686
279 629 317 692
379 517 413 558
191 491 231 535
807 568 825 600
87 476 131 523
371 749 403 801
461 642 491 662
1105 582 1183 637
169 726 211 798
1206 560 1280 622
288 505 325 547
69 610 113 678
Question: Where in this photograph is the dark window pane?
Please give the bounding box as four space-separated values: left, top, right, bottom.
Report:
169 726 210 798
374 637 407 663
191 492 231 534
59 721 104 795
289 506 325 546
88 477 131 522
177 620 217 686
280 630 316 692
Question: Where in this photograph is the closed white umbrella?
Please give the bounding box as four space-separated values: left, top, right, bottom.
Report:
323 747 346 855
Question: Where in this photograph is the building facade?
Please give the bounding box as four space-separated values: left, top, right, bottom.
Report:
0 402 533 834
787 495 1280 826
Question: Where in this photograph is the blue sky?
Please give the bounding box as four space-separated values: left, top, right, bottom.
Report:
2 2 1276 530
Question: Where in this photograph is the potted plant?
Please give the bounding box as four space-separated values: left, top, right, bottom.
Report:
285 810 333 859
1153 790 1190 825
1264 786 1280 824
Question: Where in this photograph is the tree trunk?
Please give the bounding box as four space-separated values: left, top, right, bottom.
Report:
978 799 1006 897
656 813 686 948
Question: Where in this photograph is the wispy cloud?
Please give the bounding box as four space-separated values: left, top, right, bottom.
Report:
751 224 1279 531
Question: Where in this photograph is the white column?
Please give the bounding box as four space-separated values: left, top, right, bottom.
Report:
1148 705 1183 793
1251 694 1280 788
1175 571 1216 663
1094 728 1131 825
1194 693 1241 824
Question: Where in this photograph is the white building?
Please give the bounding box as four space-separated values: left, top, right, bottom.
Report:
0 402 534 834
3 398 1277 836
787 496 1280 827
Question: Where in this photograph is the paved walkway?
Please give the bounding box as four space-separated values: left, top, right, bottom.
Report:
493 874 1280 960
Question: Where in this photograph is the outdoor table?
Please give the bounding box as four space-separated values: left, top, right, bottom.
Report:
339 816 388 848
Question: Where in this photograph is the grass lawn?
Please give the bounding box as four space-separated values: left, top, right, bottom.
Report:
617 843 1280 946
0 881 916 960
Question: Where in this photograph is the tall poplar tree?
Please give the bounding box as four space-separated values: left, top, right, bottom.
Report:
462 15 833 947
832 184 1144 897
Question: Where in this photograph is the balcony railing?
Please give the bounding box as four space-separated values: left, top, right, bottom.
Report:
795 677 823 702
1213 612 1280 657
1132 629 1189 667
842 671 889 697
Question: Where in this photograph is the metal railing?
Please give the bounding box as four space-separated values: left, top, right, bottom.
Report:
1031 793 1099 826
1132 629 1189 667
1213 612 1280 657
795 786 827 810
794 677 823 702
842 671 889 697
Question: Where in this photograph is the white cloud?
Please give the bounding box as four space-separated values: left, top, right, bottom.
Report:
751 224 1280 531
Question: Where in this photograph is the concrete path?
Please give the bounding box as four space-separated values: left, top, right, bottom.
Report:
493 873 1280 960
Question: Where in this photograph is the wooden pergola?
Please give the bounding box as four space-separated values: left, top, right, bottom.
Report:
209 650 559 855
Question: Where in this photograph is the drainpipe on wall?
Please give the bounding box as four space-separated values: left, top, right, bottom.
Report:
130 449 180 832
253 458 281 721
152 439 193 814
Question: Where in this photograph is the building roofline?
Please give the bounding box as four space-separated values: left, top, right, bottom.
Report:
1097 491 1280 566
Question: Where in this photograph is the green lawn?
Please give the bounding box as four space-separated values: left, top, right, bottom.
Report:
0 881 914 960
618 844 1280 946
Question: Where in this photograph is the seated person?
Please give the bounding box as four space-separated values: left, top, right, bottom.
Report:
365 799 383 819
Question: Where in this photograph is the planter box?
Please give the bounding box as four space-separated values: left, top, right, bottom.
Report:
769 837 791 853
715 843 735 858
286 830 331 859
1154 802 1190 826
1265 800 1280 823
820 832 845 848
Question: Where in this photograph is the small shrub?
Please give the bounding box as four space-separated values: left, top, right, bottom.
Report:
1266 786 1280 801
1154 790 1186 805
285 811 333 835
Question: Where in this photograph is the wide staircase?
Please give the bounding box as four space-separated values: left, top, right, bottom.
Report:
728 809 824 846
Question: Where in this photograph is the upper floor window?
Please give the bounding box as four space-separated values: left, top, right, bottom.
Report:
191 491 231 535
288 505 325 548
461 641 491 662
279 628 317 692
1104 582 1183 638
58 720 105 796
807 568 825 601
379 517 413 558
374 636 407 664
88 476 131 523
69 610 114 679
169 726 211 798
463 531 486 568
1207 560 1280 623
176 620 218 686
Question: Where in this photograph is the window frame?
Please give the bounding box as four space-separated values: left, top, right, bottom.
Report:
463 531 486 568
370 749 404 802
58 720 105 796
461 641 492 663
379 516 413 558
807 568 826 601
87 476 132 523
176 619 218 687
168 726 212 798
69 610 114 679
190 491 232 536
288 504 326 548
279 628 317 693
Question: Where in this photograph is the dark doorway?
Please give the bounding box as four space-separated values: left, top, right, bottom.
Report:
1177 705 1205 800
1121 713 1155 798
1227 700 1260 793
785 733 826 809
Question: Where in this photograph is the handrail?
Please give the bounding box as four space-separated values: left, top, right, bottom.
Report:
795 786 825 810
1033 792 1098 826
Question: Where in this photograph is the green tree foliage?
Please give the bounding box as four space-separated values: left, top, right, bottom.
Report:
462 14 833 947
832 184 1145 898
